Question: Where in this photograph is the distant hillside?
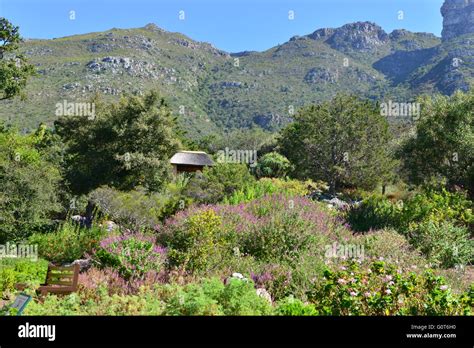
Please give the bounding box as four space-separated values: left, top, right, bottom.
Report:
0 0 472 136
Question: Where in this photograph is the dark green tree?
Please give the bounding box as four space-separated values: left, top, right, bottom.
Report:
254 152 293 178
0 126 62 242
55 91 181 195
399 91 474 197
0 18 35 100
279 94 396 194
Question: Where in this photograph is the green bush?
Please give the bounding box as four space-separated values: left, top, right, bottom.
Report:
183 163 255 204
90 177 192 231
23 291 162 316
0 258 48 296
254 152 294 178
0 127 62 243
408 221 473 268
362 229 428 269
275 296 319 316
90 186 166 230
223 178 316 205
164 279 224 315
348 188 473 233
159 209 228 273
347 189 473 268
347 195 403 232
164 278 273 316
238 209 320 263
29 223 106 263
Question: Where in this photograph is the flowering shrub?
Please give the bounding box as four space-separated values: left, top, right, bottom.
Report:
308 260 473 315
157 195 353 274
92 232 166 279
78 267 163 296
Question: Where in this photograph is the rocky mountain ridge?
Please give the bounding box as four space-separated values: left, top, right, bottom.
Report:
0 0 472 135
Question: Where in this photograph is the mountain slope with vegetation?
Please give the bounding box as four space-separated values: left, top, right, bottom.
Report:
0 0 473 135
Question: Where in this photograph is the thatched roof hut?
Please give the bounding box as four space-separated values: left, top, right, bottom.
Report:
170 151 214 173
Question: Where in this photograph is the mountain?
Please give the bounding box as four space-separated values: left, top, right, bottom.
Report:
0 0 472 136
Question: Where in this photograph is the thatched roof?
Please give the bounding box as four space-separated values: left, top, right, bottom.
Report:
170 151 214 166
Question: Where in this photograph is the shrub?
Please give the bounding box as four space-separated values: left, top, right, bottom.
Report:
158 209 227 273
29 223 106 263
275 296 319 316
308 260 472 315
347 189 473 267
348 188 473 233
347 195 403 232
164 279 224 315
236 195 349 264
92 232 166 279
0 127 62 243
183 163 255 204
223 178 315 205
408 221 473 268
23 291 163 316
90 186 161 230
254 152 293 178
164 278 273 316
362 229 428 269
0 258 48 296
219 278 273 315
78 267 163 296
158 194 353 298
404 188 473 228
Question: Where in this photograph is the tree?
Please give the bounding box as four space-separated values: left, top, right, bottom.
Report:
0 126 62 242
55 91 181 195
399 91 474 197
0 18 35 100
278 94 396 194
183 163 255 204
197 127 275 155
254 152 293 178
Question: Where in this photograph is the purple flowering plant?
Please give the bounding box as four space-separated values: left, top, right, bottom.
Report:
92 231 167 280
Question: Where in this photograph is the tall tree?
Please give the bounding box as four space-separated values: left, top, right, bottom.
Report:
399 91 474 197
279 94 396 194
0 18 35 100
0 125 62 242
55 91 182 195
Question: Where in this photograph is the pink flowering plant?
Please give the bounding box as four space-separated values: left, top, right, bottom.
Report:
308 259 473 315
157 195 353 271
92 232 166 280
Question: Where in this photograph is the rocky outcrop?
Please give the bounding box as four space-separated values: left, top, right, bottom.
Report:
86 56 162 79
304 67 339 84
308 22 389 52
441 0 474 41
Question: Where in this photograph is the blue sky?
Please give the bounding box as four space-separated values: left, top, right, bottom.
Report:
0 0 444 53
